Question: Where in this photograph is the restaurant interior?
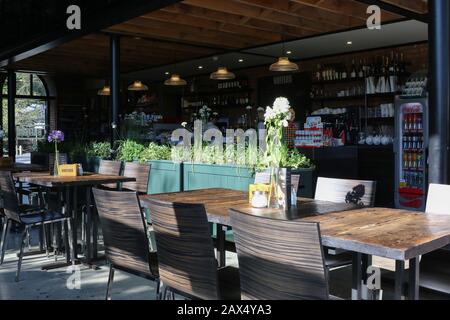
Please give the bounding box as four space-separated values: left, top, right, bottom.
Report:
0 0 450 302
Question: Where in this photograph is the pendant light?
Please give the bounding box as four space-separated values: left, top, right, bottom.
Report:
210 67 235 80
128 80 149 91
97 85 111 96
269 57 299 72
269 40 299 72
164 73 187 86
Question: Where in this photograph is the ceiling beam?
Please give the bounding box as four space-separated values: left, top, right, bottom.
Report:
0 0 183 68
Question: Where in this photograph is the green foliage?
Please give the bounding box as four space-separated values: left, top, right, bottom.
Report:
116 140 145 162
139 143 172 162
86 142 111 159
281 147 313 169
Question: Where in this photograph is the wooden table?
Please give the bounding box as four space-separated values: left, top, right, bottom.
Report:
140 188 358 268
15 172 136 268
141 188 450 300
0 163 47 173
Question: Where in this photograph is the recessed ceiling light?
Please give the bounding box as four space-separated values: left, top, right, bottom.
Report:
238 59 244 63
165 72 170 75
347 41 353 45
286 51 292 55
198 66 203 69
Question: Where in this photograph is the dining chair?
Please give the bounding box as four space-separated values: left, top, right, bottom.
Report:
120 162 156 251
92 188 159 300
121 162 151 195
230 210 333 300
146 198 241 300
315 177 377 207
426 184 450 215
17 153 68 205
315 177 377 270
0 171 70 281
98 160 122 189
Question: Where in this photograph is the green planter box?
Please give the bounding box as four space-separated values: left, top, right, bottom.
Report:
148 160 183 195
86 156 102 173
183 163 255 192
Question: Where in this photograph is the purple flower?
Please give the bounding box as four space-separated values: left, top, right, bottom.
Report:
48 130 65 143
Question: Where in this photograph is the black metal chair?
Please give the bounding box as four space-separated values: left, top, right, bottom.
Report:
92 188 159 300
147 198 241 300
0 171 71 282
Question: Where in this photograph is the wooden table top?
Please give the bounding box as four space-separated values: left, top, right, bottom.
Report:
301 208 450 260
15 172 136 187
140 188 358 226
141 188 450 261
0 163 47 173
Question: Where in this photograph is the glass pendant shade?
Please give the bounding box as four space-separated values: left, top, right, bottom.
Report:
210 67 236 80
128 80 149 91
97 86 111 96
269 57 299 72
164 74 187 86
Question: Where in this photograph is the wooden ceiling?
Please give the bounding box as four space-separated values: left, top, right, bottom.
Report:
11 0 428 77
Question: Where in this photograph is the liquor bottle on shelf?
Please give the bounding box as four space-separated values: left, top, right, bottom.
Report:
350 60 357 79
358 59 365 78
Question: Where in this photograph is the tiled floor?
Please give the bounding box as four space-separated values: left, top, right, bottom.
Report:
1 227 449 300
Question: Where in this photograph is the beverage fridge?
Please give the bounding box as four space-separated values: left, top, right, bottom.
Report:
394 97 428 211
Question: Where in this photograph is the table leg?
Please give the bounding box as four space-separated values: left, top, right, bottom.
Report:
409 257 420 300
72 187 78 260
216 224 227 268
42 187 80 270
92 202 98 260
85 187 92 263
351 252 362 300
395 260 406 300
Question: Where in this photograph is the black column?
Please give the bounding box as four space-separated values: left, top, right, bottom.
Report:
428 0 450 185
110 34 120 147
7 70 16 160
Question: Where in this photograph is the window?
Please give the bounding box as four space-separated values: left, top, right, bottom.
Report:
1 72 49 160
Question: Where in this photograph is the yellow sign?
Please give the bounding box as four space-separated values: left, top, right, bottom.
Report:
58 164 78 177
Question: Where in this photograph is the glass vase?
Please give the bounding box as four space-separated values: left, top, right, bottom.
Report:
53 150 60 176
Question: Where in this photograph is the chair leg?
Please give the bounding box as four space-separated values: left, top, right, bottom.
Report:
106 265 115 300
0 219 10 265
42 223 49 257
16 227 29 282
155 279 161 300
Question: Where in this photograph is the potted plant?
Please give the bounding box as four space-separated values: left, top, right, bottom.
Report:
139 143 183 194
85 141 111 172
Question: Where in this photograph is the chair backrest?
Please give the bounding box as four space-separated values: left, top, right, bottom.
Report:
426 184 450 215
92 188 156 279
49 153 68 175
98 160 122 175
98 160 122 189
0 171 21 223
315 177 377 207
147 198 220 300
230 210 329 300
122 162 151 194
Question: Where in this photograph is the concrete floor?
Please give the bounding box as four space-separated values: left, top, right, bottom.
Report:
1 227 449 300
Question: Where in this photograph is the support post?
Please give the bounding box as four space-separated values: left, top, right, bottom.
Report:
7 70 16 161
110 34 120 148
428 0 450 185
